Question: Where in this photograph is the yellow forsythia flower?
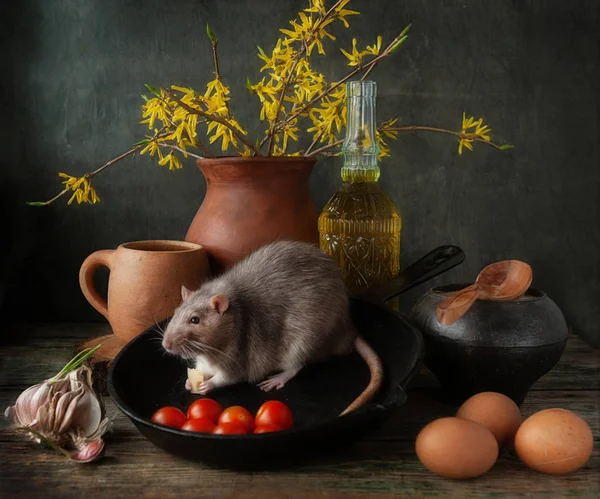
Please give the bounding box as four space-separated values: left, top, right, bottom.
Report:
140 96 170 130
458 113 492 154
333 0 359 28
307 85 346 145
304 0 326 16
365 36 382 56
140 135 165 160
58 173 100 205
376 131 391 159
340 38 367 66
158 152 182 170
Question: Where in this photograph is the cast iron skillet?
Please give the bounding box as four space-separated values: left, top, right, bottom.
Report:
108 245 465 469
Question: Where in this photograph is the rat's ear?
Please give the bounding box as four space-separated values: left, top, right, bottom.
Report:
209 294 229 315
181 285 193 301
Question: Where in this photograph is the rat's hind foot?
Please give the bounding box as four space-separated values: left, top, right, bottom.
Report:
258 368 300 392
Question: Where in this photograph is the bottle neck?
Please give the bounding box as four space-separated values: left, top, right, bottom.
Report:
341 81 380 182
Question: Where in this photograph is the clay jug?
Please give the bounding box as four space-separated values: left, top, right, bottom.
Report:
185 156 319 273
79 240 210 357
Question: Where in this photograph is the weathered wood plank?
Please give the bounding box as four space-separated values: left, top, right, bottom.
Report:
0 438 597 498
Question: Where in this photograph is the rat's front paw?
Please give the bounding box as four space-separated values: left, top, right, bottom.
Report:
198 379 215 395
185 378 192 391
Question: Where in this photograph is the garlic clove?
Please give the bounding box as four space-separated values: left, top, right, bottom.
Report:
72 438 105 463
71 388 102 438
55 387 85 434
88 417 111 441
43 392 57 433
12 383 48 426
34 401 52 436
68 367 104 437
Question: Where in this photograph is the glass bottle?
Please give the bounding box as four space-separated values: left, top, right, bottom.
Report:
318 81 402 299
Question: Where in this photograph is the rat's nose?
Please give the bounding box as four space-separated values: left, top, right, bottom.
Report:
163 339 173 351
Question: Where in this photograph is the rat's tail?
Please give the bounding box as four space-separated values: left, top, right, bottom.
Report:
340 335 384 416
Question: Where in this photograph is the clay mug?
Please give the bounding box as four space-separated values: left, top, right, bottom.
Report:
79 240 210 345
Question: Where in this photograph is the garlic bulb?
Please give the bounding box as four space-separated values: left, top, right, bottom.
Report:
4 346 110 463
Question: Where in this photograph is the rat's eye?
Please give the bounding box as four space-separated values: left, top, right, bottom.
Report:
190 316 200 325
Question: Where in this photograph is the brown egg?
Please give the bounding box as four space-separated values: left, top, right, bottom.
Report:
515 408 594 474
457 392 522 447
416 417 499 479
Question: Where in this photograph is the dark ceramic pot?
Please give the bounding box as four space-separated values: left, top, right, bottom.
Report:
409 284 568 406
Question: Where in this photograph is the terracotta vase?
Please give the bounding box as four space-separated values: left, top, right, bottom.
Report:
185 156 319 272
78 240 211 359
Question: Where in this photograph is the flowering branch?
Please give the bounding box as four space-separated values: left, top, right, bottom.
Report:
284 28 409 128
308 119 514 157
163 87 260 155
27 128 175 206
360 61 377 81
386 125 513 152
265 57 303 155
307 138 343 156
208 25 222 81
159 143 207 160
264 0 347 155
207 25 243 155
147 91 215 157
305 127 328 155
27 145 143 206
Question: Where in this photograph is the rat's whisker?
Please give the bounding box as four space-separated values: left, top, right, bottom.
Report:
157 346 170 359
151 316 166 337
186 338 241 368
152 315 168 336
177 340 194 359
181 344 196 360
130 314 164 333
183 338 205 356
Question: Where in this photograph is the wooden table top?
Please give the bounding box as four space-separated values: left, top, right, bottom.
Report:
1 323 598 498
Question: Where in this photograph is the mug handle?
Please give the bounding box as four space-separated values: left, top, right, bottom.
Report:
79 250 115 318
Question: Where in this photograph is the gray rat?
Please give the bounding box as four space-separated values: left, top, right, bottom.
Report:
162 240 383 415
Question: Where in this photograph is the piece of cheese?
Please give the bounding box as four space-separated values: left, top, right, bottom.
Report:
187 368 206 394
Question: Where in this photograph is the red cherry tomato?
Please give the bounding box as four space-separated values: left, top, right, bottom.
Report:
253 424 283 434
180 417 216 433
255 401 293 430
212 422 248 435
151 406 187 429
218 406 255 432
187 398 223 424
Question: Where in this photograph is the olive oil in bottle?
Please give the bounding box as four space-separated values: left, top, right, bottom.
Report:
318 81 402 297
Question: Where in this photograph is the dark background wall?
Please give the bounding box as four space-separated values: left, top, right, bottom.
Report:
1 1 598 346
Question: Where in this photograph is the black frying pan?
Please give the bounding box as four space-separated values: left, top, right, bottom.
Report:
107 245 465 470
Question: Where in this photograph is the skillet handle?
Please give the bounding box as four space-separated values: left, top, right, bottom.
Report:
356 245 465 304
